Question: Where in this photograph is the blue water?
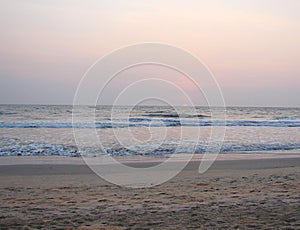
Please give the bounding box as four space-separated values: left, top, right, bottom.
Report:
0 105 299 156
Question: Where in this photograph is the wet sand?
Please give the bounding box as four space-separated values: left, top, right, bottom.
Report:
0 156 300 229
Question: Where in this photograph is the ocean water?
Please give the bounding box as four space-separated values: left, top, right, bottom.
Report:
0 105 299 157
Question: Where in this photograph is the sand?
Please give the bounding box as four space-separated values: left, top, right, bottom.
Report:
0 155 300 229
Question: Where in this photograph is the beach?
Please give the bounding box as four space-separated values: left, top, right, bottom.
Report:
1 0 300 228
1 155 300 229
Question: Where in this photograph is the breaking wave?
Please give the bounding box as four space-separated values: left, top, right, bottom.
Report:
0 118 300 128
1 142 300 157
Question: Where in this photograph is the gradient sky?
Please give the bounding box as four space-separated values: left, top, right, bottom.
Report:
0 0 299 106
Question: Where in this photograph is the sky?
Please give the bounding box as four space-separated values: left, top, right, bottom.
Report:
0 0 299 107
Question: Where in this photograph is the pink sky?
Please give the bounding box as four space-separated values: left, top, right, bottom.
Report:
0 0 299 106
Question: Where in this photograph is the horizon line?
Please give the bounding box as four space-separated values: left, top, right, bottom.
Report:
0 103 299 109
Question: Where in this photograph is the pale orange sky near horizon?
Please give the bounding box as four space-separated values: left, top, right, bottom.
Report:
0 0 299 106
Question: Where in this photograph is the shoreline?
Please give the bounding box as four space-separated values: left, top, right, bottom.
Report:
0 151 299 165
0 157 300 176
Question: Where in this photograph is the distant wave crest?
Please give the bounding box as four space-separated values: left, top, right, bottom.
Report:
0 118 300 128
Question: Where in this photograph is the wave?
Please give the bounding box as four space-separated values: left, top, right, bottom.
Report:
273 116 300 121
1 142 300 157
0 111 18 115
144 113 210 118
106 142 300 156
0 143 80 157
0 118 300 128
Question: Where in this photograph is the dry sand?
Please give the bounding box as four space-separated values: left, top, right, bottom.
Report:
0 155 300 229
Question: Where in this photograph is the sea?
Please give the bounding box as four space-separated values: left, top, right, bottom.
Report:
0 105 299 157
